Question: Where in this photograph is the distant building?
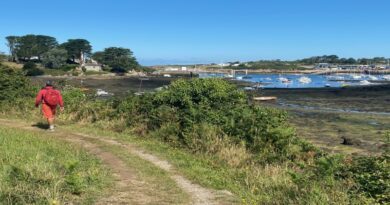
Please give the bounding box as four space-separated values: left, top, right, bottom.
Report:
164 67 179 71
315 63 331 69
83 63 102 72
218 63 230 67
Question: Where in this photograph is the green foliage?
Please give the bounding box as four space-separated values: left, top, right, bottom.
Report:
42 48 68 68
0 65 32 101
10 35 58 61
92 47 139 72
22 62 44 76
60 39 92 64
299 55 389 65
0 126 109 204
5 36 19 62
22 62 37 70
233 60 306 70
151 79 306 162
342 154 390 204
59 64 78 71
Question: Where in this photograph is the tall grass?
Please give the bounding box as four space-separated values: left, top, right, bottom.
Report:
0 126 111 204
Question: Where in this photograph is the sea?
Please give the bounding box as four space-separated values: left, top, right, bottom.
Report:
198 73 390 88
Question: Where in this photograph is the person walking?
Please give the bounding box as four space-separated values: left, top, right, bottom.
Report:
35 81 64 131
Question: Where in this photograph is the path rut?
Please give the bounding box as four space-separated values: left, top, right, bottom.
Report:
0 119 235 205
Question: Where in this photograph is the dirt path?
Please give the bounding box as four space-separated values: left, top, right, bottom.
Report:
0 119 235 205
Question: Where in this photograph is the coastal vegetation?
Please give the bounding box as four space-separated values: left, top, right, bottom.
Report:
0 63 389 204
3 34 141 75
299 55 390 65
0 126 110 204
211 55 390 70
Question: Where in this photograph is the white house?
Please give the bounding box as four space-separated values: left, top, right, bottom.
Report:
83 63 102 72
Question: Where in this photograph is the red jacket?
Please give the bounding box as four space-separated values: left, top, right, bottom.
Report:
35 86 64 107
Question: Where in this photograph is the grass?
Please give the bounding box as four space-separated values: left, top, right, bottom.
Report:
62 123 358 205
0 126 111 205
41 68 69 76
0 61 23 69
0 106 374 204
85 137 190 204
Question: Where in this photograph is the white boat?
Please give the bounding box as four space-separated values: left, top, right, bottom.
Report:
382 75 390 81
243 87 255 90
163 74 171 78
367 75 378 81
351 75 363 80
236 76 243 80
225 74 234 78
326 75 344 80
253 96 277 101
298 76 312 84
96 89 111 96
278 77 288 82
359 80 371 85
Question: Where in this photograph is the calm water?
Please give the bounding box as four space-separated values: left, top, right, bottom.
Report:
199 73 389 88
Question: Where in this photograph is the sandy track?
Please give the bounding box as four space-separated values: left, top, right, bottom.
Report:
0 119 235 205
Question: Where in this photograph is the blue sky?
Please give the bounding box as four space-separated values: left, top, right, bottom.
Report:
1 0 389 65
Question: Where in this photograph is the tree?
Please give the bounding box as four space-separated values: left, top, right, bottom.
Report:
91 51 104 63
93 47 139 72
60 39 92 64
35 35 58 60
42 48 68 68
5 35 57 62
345 58 357 64
16 35 38 61
5 36 20 62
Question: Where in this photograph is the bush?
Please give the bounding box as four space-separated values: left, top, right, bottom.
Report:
151 79 307 162
22 62 44 76
42 48 68 69
59 64 78 72
26 68 44 76
338 154 390 204
22 62 37 70
0 65 33 101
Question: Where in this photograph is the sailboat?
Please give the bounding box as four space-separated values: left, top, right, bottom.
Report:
382 75 390 81
278 76 291 83
298 76 312 84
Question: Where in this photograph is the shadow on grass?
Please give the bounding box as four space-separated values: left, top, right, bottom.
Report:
32 122 49 130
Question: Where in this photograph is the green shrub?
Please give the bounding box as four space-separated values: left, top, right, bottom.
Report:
0 65 34 101
343 154 390 204
152 79 304 162
59 64 78 72
22 62 44 76
22 62 37 70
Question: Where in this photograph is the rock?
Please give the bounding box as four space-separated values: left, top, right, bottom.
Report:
341 136 362 146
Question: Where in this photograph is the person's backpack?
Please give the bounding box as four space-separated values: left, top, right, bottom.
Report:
43 89 60 106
